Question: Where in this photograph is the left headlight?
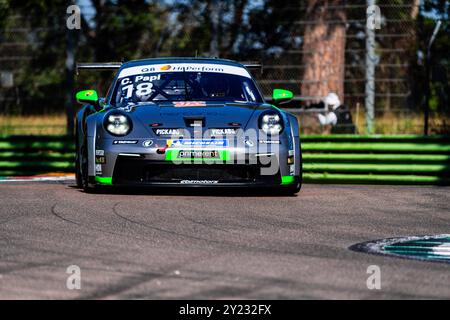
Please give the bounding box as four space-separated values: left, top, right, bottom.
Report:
104 113 132 136
259 113 283 135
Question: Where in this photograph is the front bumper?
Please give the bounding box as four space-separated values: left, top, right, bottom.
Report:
89 137 301 188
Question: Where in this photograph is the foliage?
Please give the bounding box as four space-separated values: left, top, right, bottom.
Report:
0 0 448 120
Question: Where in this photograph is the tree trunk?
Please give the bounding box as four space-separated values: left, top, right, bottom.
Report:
301 0 347 104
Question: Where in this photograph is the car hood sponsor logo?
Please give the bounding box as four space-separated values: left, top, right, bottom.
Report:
210 128 238 135
168 139 228 148
153 128 182 135
113 140 138 144
142 140 154 147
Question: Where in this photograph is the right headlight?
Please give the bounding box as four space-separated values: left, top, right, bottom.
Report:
104 113 132 136
259 113 283 135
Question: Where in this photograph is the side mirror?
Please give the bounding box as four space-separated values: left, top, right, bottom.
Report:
76 89 99 105
272 89 294 105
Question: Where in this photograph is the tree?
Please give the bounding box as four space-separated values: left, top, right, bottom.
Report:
300 0 347 103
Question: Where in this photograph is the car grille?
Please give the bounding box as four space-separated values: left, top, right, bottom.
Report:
113 156 280 184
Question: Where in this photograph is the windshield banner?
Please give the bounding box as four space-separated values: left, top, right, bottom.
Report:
118 63 251 79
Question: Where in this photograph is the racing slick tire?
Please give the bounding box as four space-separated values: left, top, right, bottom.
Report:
80 138 96 193
75 156 82 188
75 133 82 188
282 181 302 196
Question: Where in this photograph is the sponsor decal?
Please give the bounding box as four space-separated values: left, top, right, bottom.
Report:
289 150 295 156
165 149 230 161
95 156 106 164
244 139 254 147
118 63 252 79
95 164 102 174
142 140 154 147
180 180 219 184
167 139 228 148
350 235 450 263
135 74 161 82
154 128 182 135
113 140 138 145
178 150 220 159
173 101 206 107
289 165 295 175
95 149 105 156
120 74 161 85
210 128 238 135
259 140 280 144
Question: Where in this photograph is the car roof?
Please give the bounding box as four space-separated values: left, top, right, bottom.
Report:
121 57 245 69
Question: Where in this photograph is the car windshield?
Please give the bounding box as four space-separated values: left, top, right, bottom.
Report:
112 71 263 105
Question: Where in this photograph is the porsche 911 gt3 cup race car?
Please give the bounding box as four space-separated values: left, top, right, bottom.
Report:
75 58 302 194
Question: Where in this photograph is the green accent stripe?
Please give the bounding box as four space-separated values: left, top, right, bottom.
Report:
95 176 112 185
281 176 295 185
165 149 230 161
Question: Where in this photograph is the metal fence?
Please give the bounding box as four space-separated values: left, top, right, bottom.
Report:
0 1 448 135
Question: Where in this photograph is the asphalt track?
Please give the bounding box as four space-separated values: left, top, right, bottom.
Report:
0 181 449 299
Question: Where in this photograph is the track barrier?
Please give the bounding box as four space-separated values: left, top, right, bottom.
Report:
0 135 449 185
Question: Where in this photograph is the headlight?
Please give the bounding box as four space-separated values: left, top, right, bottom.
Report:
104 113 132 136
260 113 283 135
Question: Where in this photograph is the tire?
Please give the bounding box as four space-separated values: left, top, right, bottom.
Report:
75 132 83 188
75 155 82 188
284 181 302 196
80 139 94 193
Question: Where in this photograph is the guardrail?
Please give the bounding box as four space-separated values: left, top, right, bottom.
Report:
0 135 449 185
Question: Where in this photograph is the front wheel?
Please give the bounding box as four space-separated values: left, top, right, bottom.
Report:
80 141 95 193
284 181 302 195
74 127 83 188
75 155 82 188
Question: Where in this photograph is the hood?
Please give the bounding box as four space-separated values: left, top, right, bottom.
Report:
118 101 274 135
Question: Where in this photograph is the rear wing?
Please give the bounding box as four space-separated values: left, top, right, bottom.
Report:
76 62 122 75
240 61 263 75
76 61 263 75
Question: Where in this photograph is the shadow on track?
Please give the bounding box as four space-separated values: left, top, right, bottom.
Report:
68 184 299 197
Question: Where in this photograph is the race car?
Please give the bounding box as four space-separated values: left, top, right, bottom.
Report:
75 58 302 194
